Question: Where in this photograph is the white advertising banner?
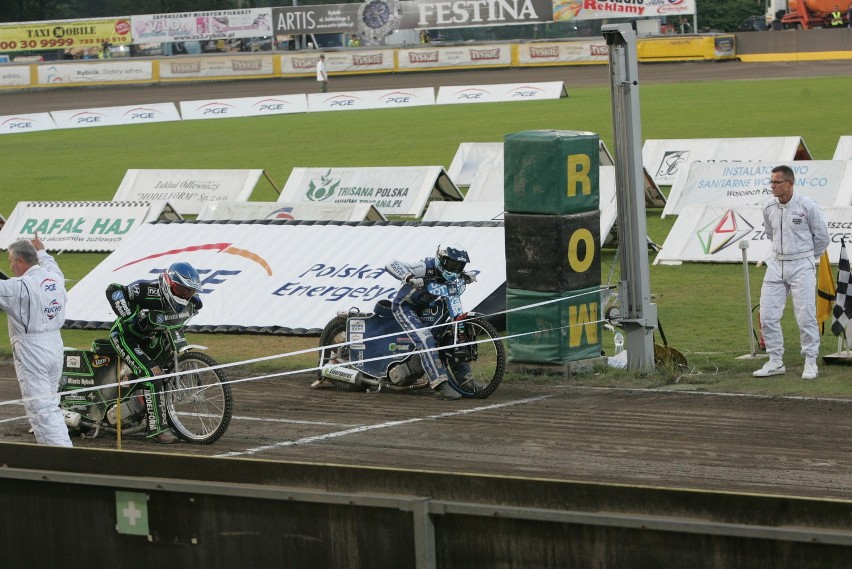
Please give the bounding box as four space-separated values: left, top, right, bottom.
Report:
464 159 504 202
196 201 386 222
36 60 153 86
158 55 274 79
113 169 263 215
643 136 812 188
64 221 506 332
447 142 503 187
131 9 273 43
280 50 395 76
422 201 504 222
116 102 182 124
834 136 852 161
516 40 609 65
179 94 307 120
599 140 664 208
0 112 56 134
436 81 566 105
0 201 179 252
280 166 463 217
50 103 181 129
0 65 31 87
665 161 848 217
654 205 852 265
397 44 512 70
51 107 122 129
307 87 435 112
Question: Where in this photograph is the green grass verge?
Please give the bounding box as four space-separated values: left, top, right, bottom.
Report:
1 74 850 392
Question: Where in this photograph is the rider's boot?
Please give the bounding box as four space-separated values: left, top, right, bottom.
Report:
433 379 462 400
143 382 179 444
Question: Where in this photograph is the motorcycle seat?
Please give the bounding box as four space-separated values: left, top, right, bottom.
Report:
91 338 117 355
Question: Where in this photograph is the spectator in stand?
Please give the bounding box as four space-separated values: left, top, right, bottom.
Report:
847 2 852 27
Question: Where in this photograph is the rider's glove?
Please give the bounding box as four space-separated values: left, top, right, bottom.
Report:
405 274 425 289
462 271 477 284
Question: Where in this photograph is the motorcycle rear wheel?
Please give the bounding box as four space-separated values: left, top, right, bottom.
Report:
445 317 505 399
317 316 367 392
165 351 233 444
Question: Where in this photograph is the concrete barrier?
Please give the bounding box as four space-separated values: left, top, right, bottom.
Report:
735 28 852 61
2 442 852 568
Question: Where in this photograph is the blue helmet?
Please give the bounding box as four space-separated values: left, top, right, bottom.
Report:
159 262 201 312
436 242 470 280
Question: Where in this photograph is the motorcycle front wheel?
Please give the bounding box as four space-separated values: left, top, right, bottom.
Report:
165 351 233 444
445 317 506 399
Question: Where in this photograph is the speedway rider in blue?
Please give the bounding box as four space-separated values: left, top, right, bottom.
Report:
106 262 203 443
385 243 475 400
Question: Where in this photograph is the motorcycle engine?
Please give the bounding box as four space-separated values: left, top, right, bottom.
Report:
388 356 425 386
106 393 147 426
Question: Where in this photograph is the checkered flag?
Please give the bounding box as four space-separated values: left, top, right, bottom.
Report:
831 238 852 337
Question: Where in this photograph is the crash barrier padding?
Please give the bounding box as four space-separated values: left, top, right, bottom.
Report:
503 129 599 215
504 129 602 365
506 286 602 364
504 211 600 292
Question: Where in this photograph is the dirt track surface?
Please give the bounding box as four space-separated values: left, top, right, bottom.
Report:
3 369 852 500
3 60 852 501
3 59 852 115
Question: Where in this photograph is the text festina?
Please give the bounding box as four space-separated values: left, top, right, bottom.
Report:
416 0 542 26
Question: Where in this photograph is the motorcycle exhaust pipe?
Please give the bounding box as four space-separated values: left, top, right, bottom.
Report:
321 363 364 386
62 410 82 428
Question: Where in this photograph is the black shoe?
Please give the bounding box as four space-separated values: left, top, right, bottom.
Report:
434 381 462 400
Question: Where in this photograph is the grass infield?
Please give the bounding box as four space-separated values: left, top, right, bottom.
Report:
1 74 850 393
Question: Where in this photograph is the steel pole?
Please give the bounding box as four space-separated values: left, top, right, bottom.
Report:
602 24 656 371
739 240 757 357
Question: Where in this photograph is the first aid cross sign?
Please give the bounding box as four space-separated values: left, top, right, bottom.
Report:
115 491 149 536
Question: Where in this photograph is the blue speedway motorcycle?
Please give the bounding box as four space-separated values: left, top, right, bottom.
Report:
317 276 506 398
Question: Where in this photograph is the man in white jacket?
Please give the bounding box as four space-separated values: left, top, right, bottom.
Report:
754 165 830 380
1 234 72 446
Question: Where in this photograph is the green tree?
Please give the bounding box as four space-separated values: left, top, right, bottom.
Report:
696 0 765 32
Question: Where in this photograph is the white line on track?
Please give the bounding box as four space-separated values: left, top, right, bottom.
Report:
228 415 358 427
555 384 852 404
215 394 555 458
0 416 26 425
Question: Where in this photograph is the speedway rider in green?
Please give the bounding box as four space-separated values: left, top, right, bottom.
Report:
106 262 203 443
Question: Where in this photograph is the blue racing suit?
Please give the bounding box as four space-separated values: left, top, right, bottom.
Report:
385 257 474 389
